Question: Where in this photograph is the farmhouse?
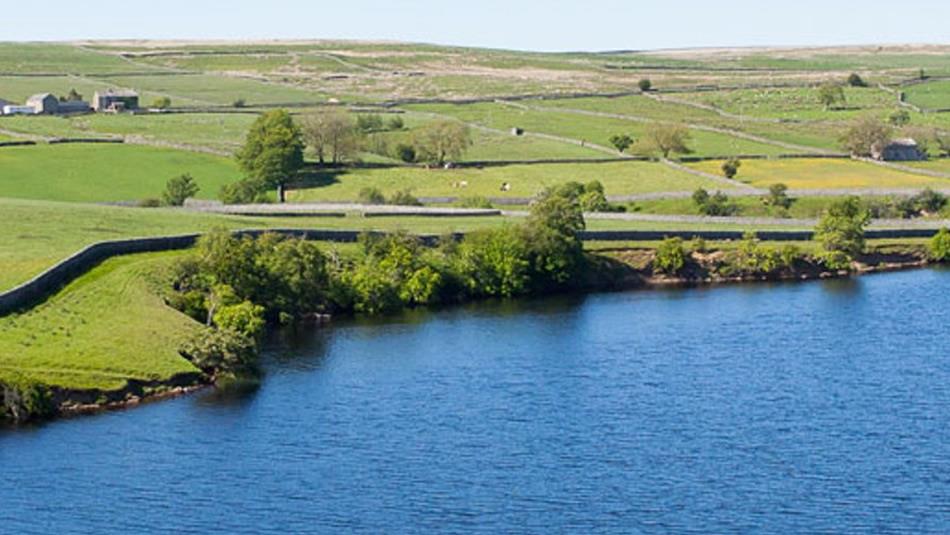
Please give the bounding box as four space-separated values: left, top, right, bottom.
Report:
26 93 59 114
93 89 139 112
872 138 927 162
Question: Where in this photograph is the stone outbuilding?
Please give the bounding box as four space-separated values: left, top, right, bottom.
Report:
872 138 927 162
26 93 59 114
92 89 139 112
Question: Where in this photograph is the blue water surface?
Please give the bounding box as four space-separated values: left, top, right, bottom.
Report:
3 269 949 533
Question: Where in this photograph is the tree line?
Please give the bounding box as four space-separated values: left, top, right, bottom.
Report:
222 109 472 204
165 184 589 380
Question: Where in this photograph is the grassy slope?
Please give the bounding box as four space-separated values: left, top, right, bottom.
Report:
97 74 327 106
409 102 796 157
903 80 950 110
289 161 731 201
688 158 950 189
675 87 898 121
0 252 200 390
0 144 240 202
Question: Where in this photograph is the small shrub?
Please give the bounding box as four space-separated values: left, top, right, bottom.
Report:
1 381 54 423
162 173 200 206
179 328 259 381
455 196 493 209
232 98 247 108
847 73 867 87
689 236 708 254
693 188 738 216
394 143 416 163
388 116 405 130
356 114 385 133
889 109 911 127
220 178 268 204
638 79 652 92
911 188 947 215
388 190 422 206
930 228 950 262
358 187 386 205
654 237 687 275
137 198 162 208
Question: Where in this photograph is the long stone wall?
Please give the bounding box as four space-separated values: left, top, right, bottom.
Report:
0 227 944 317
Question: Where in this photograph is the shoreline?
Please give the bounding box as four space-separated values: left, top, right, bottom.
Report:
6 250 938 425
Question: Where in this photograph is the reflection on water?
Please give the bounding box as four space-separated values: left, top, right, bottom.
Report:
2 269 949 534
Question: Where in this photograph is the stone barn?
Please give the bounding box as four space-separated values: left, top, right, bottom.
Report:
872 138 927 162
93 89 140 112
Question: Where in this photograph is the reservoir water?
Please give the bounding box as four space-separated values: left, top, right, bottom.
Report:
3 269 949 533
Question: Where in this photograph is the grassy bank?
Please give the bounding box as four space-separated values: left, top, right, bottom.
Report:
0 252 200 391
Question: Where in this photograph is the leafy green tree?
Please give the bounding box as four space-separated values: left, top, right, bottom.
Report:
654 237 687 275
638 79 652 92
162 173 200 206
524 187 586 287
841 116 892 157
459 227 531 297
236 110 304 202
693 188 737 216
66 88 83 102
818 83 846 110
301 109 361 165
721 158 741 179
930 228 950 262
763 183 793 210
609 134 634 153
814 196 871 269
412 121 472 165
642 124 692 158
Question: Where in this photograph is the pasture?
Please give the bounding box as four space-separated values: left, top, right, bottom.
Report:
0 144 240 202
903 80 950 110
688 158 950 189
289 161 733 201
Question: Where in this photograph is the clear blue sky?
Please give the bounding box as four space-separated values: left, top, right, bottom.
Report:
12 0 950 51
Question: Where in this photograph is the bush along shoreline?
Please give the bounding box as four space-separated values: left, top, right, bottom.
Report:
4 193 949 424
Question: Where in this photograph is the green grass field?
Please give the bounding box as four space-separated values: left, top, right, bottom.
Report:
676 87 898 121
903 80 950 110
0 144 240 202
0 252 201 390
905 159 950 173
688 158 949 189
408 102 799 157
289 161 733 201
